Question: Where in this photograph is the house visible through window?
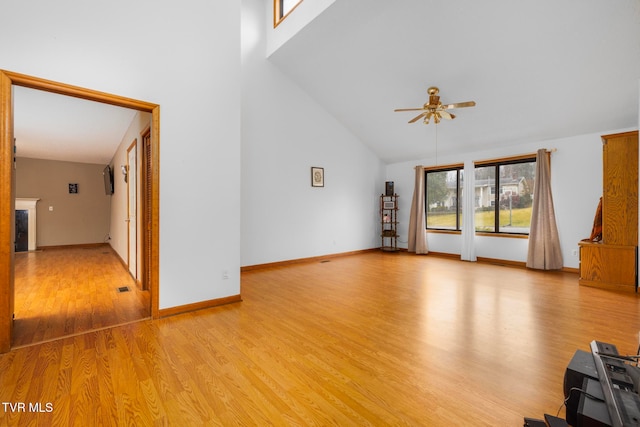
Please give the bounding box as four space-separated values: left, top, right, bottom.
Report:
475 156 536 234
424 155 537 235
274 0 303 27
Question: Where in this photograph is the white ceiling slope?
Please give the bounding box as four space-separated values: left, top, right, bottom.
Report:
13 86 138 165
268 0 640 164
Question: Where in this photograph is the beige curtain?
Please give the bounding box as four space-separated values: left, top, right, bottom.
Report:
527 149 563 270
408 166 428 254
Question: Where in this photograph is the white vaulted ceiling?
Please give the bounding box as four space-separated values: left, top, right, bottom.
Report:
11 1 640 165
268 0 640 163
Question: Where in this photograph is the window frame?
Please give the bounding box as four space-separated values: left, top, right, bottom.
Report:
424 163 464 232
274 0 304 28
474 154 538 236
422 153 540 237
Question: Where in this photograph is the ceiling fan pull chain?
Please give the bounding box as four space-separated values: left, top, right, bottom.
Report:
435 123 438 165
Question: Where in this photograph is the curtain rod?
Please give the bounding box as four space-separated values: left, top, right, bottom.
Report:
414 148 558 169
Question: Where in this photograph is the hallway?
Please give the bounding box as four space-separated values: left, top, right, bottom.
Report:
13 245 150 348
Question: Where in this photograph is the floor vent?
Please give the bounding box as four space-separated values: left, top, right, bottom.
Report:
117 286 130 293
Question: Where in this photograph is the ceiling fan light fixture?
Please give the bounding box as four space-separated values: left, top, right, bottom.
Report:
395 86 475 126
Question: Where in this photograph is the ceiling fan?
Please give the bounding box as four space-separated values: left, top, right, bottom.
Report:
394 87 476 125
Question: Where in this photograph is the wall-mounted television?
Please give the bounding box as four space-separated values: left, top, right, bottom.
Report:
103 165 114 195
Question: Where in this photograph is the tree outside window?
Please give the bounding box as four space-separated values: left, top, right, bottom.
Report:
425 167 463 231
424 156 536 235
474 158 536 234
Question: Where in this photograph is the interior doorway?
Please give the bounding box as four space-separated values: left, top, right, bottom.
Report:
0 70 160 353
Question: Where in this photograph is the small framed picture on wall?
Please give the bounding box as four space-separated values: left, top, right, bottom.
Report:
68 183 78 194
311 167 324 187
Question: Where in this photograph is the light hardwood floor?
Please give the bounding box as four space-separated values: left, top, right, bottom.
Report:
12 245 150 348
1 251 639 425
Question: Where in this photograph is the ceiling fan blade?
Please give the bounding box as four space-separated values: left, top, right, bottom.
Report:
398 88 474 125
408 112 426 123
441 101 476 110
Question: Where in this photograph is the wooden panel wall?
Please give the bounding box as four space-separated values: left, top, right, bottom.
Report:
602 131 638 246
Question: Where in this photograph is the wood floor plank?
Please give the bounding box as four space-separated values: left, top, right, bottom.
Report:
1 252 640 425
13 246 150 348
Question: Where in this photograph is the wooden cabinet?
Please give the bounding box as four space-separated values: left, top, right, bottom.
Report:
579 243 636 290
579 131 638 292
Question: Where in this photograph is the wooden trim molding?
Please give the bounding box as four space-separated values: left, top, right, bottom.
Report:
0 70 161 353
2 70 158 111
38 243 110 250
149 106 160 319
0 71 14 353
422 163 464 172
241 248 379 272
475 232 529 239
474 153 538 166
411 251 578 274
158 295 242 318
273 0 304 28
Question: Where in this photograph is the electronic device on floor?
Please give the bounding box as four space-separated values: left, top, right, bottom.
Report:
525 340 640 427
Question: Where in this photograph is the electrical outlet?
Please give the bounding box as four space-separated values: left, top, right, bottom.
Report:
571 249 578 257
222 270 229 280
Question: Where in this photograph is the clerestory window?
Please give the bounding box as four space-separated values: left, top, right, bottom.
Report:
274 0 303 27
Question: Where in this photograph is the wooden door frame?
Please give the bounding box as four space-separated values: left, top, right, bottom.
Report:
141 128 152 291
126 138 138 281
0 70 160 352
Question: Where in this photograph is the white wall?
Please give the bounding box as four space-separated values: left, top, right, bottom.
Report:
1 1 241 309
386 129 636 269
15 158 111 247
266 0 336 56
242 0 385 267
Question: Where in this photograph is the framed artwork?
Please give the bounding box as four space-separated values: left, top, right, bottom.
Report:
311 167 324 187
68 183 78 194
